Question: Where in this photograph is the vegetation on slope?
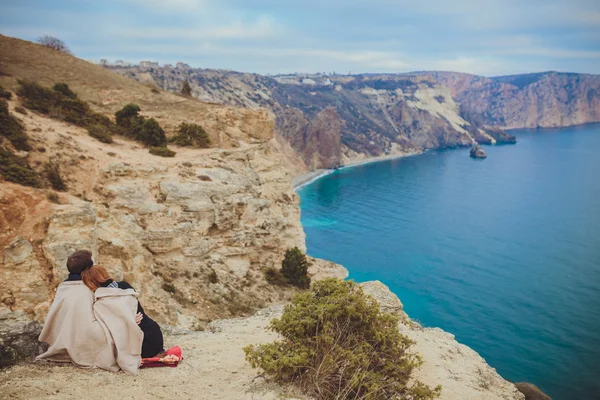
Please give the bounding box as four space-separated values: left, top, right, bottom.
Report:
169 122 210 148
245 278 441 400
0 147 40 187
0 99 30 150
16 80 118 141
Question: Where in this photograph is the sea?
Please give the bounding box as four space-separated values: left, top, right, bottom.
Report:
297 123 600 399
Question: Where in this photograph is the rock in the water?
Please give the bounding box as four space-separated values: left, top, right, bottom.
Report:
515 382 552 400
487 128 517 144
470 144 487 158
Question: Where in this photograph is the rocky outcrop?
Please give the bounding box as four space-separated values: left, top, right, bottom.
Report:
429 71 600 129
0 281 525 400
111 68 494 169
515 382 552 400
470 144 487 158
0 310 46 368
113 66 599 171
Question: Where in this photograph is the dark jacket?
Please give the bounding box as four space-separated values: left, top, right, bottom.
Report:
100 280 164 358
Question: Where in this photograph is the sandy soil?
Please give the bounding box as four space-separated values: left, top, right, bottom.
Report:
0 306 305 400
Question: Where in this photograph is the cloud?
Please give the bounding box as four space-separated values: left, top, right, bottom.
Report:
2 0 599 75
113 15 280 40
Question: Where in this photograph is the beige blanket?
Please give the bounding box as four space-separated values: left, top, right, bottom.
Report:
36 281 143 374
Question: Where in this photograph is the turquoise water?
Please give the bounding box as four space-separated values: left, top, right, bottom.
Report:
298 124 600 400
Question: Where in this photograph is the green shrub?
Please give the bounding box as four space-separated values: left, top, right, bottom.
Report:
0 86 11 100
0 147 41 187
0 100 30 151
244 279 441 400
52 83 77 99
149 146 176 157
169 122 211 148
48 97 91 127
87 124 113 143
264 267 287 285
181 80 192 96
281 247 310 289
17 80 58 113
44 161 67 191
115 103 141 128
17 80 117 131
138 118 167 147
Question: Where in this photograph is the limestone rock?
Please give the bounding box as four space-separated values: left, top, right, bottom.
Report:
307 257 348 281
0 310 46 368
470 144 487 158
360 280 407 317
515 382 552 400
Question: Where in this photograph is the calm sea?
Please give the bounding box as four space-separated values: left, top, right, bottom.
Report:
298 123 600 399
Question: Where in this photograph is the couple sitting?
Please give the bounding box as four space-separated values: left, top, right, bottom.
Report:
36 250 172 373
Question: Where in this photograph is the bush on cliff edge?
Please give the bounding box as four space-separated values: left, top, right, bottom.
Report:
281 247 310 289
244 278 441 400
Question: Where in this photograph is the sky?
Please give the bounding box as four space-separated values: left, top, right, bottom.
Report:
1 0 600 76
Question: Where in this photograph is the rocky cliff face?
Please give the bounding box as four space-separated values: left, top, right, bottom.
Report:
115 66 599 170
114 68 519 169
428 71 600 129
0 36 314 343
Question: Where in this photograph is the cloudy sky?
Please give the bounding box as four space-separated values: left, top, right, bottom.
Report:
1 0 599 76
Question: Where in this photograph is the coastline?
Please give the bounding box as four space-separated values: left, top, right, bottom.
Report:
293 150 423 190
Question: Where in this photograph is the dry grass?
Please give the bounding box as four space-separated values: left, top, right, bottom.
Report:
0 34 274 149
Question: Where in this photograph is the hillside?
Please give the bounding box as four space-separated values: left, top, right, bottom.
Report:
113 65 600 170
114 67 517 170
0 34 318 334
427 71 600 129
0 35 530 400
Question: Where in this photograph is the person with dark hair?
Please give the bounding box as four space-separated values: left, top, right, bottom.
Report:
36 250 144 373
81 265 164 358
65 249 94 280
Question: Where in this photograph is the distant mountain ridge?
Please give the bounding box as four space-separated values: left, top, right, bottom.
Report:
426 71 600 129
112 65 600 170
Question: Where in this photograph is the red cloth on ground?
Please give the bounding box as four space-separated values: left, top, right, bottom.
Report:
140 346 183 368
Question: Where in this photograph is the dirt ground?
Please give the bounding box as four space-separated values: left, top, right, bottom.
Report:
0 306 306 400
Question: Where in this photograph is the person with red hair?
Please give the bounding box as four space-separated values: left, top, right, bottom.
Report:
81 265 165 359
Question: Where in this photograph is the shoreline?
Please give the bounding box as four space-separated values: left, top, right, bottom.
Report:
293 150 423 190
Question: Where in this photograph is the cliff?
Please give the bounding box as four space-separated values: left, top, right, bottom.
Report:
1 35 526 399
115 66 599 170
0 279 524 400
428 71 600 129
112 67 515 170
0 35 310 332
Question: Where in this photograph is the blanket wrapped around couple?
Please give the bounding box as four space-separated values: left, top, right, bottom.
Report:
36 281 144 374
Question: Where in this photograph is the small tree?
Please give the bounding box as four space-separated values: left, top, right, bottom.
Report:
37 35 72 54
169 122 210 148
115 103 144 137
181 80 192 97
281 247 310 289
244 279 441 400
137 118 167 147
115 103 141 126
